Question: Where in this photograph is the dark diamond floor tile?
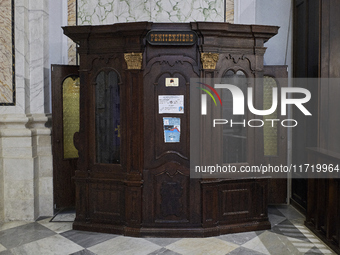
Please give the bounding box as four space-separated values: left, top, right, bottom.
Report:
270 219 310 242
53 207 75 215
255 230 266 236
70 249 98 255
304 247 325 254
35 216 51 222
60 230 117 248
51 207 76 222
268 213 287 227
268 205 286 217
226 246 266 255
217 231 258 245
148 247 181 255
0 222 56 249
145 238 182 247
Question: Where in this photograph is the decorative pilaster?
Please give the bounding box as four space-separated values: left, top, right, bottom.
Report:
201 52 219 70
124 53 143 70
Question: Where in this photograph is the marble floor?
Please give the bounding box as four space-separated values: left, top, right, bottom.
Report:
0 205 336 255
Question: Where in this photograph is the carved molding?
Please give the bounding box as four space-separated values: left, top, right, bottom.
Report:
160 181 183 217
227 54 244 64
144 55 200 77
201 52 219 70
124 53 143 70
225 54 255 73
88 55 120 72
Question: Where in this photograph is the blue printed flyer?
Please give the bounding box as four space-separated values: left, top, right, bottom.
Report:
163 117 181 143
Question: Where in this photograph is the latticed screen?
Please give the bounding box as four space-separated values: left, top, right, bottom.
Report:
263 76 278 156
95 71 120 164
63 76 80 159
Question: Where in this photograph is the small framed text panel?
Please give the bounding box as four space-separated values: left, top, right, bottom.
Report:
159 95 184 114
165 78 179 87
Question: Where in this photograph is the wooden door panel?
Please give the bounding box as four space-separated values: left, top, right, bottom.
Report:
143 57 197 169
143 53 199 226
52 64 79 208
143 162 191 226
153 72 189 162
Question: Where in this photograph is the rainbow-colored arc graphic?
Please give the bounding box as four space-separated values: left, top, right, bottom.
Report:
196 82 222 106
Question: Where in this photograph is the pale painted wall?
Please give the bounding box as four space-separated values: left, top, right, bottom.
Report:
49 1 69 69
256 0 293 70
235 0 293 70
77 0 225 25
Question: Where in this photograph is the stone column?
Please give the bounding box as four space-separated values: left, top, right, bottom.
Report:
27 114 53 219
0 115 34 221
0 0 53 222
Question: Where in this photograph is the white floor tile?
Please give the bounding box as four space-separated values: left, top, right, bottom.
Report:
10 234 83 255
88 236 161 255
165 237 239 255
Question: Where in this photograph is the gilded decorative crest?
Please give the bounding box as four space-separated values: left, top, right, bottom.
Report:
201 52 219 70
124 53 143 70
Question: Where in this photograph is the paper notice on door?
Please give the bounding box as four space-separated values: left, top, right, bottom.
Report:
163 117 180 143
159 95 184 114
165 78 179 87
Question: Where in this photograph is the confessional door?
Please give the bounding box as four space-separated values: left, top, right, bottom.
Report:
142 55 201 227
51 65 79 208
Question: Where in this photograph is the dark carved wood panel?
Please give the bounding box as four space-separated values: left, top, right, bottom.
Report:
202 187 218 228
125 70 144 175
160 181 183 217
218 180 264 224
74 178 86 222
143 162 191 226
306 148 340 254
125 183 142 228
202 178 270 235
221 188 250 217
89 182 125 223
292 0 320 211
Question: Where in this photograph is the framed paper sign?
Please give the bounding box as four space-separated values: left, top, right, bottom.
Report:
163 117 180 143
158 95 184 114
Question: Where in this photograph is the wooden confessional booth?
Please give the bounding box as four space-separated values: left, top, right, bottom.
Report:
63 22 280 237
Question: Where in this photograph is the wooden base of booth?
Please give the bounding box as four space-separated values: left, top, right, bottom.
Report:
73 220 271 238
72 177 271 238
